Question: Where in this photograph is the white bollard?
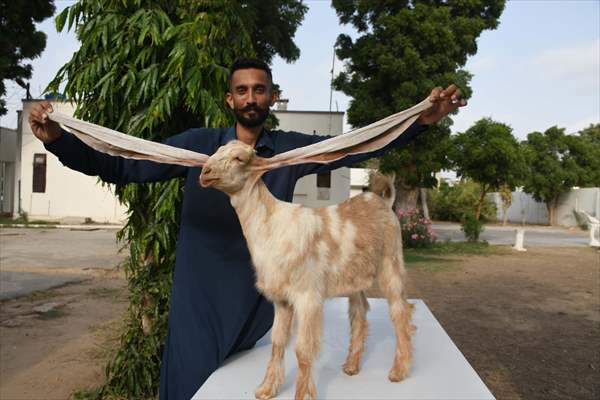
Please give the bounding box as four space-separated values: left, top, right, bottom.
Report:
589 223 600 247
513 228 527 252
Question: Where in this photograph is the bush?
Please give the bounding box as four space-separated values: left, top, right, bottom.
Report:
429 180 497 222
397 208 437 248
461 212 484 242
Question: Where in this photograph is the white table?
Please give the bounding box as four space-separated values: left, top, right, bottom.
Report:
194 298 494 400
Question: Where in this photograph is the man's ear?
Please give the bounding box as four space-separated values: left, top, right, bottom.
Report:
269 87 280 107
225 92 234 109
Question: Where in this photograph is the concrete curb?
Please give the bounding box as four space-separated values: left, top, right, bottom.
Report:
1 224 124 230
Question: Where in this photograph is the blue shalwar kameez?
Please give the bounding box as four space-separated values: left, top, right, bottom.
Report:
45 121 425 399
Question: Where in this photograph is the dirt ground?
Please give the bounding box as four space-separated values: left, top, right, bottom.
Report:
0 269 128 400
0 246 598 400
405 246 600 400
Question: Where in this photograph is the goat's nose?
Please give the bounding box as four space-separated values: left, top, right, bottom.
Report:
203 166 212 175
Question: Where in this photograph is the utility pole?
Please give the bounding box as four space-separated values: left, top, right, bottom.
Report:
328 45 335 135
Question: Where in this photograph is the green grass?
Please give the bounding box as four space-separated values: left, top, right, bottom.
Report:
404 241 509 272
409 241 508 256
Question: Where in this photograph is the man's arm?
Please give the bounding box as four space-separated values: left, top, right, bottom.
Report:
44 128 192 184
293 121 427 177
30 101 197 184
294 84 466 178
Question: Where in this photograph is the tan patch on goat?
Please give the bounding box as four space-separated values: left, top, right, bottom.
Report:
319 194 387 296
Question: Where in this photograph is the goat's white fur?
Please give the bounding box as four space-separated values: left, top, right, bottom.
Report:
200 140 415 400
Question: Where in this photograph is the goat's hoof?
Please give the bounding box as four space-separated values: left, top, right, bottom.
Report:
255 384 278 400
388 366 409 382
294 390 316 400
294 381 316 400
342 362 360 376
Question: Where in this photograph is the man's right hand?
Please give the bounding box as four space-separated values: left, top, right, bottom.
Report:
29 101 62 144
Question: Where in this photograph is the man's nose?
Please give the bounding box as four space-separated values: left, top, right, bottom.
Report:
247 89 257 103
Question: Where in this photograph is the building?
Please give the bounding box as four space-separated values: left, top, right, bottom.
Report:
349 168 371 198
273 103 349 207
6 99 348 223
9 99 128 223
0 127 17 215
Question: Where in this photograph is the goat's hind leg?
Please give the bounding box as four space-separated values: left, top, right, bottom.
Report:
343 291 369 376
378 259 416 382
255 301 294 400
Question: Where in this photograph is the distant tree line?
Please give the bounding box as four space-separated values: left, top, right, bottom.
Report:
448 120 599 225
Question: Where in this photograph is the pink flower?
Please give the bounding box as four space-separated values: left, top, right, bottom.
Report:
411 233 418 240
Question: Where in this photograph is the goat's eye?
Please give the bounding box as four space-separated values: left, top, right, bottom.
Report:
235 156 245 163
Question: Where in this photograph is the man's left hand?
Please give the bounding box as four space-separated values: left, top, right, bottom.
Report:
416 84 467 126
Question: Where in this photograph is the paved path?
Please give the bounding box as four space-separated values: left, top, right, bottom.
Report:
0 228 126 300
432 223 591 247
0 223 593 300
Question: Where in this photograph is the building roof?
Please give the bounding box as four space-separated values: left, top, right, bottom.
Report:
273 110 344 115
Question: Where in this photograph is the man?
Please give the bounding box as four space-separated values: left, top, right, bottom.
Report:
29 58 465 399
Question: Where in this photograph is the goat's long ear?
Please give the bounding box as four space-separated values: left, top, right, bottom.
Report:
252 97 433 171
47 111 209 167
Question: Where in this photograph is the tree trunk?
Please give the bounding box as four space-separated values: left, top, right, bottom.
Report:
546 197 558 226
502 205 509 226
475 187 488 220
395 182 419 211
420 188 430 220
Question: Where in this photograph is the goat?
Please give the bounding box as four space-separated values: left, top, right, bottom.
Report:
200 140 416 400
47 99 430 399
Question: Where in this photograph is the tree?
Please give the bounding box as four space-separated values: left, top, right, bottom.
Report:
47 1 306 397
0 0 55 115
522 126 578 226
451 118 526 220
565 123 600 188
332 0 505 210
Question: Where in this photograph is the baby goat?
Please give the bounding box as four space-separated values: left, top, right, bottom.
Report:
200 140 415 400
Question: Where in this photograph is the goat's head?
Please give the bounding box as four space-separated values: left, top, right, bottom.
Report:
199 140 260 194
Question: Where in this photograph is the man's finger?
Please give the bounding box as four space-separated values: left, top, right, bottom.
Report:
450 88 462 101
441 84 457 99
429 86 443 102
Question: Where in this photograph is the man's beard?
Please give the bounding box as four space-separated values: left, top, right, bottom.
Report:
233 104 270 128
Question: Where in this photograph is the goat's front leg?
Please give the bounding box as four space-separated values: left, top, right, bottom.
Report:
293 295 323 400
255 301 294 400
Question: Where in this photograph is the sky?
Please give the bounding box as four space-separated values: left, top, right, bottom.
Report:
2 0 599 141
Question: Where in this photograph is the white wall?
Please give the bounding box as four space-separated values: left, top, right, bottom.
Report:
1 127 17 213
492 187 600 227
15 100 128 223
350 168 371 198
273 110 350 207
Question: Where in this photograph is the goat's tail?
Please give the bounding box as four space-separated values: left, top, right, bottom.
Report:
369 171 396 208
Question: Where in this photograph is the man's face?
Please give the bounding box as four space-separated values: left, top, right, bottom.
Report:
226 68 277 128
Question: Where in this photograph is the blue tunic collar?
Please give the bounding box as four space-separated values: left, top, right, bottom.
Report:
222 125 275 156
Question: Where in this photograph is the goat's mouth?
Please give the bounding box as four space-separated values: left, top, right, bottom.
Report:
199 175 219 188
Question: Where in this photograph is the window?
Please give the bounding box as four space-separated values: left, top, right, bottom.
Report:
317 172 331 188
32 153 46 193
317 171 331 200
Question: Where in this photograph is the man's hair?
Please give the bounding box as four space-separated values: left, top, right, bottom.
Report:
228 58 273 90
